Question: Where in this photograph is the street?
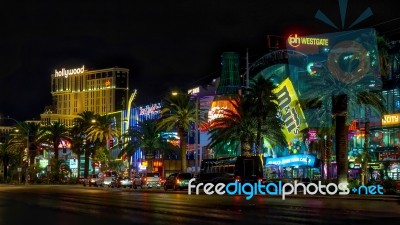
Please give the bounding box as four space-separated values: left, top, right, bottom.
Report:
0 184 399 225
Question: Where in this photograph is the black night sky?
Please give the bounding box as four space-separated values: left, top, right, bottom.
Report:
1 0 399 121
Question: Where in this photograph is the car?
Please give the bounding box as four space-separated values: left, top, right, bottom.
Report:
101 171 118 187
132 175 143 189
142 172 162 188
164 172 193 191
83 174 103 187
115 176 134 188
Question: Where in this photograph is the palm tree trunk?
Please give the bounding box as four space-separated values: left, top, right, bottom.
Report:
178 128 188 172
2 157 8 182
84 144 91 178
335 114 349 184
241 138 252 156
76 153 81 182
53 143 59 182
326 135 333 180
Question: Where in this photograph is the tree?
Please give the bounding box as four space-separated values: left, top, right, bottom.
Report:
121 119 179 172
245 76 285 155
0 134 21 182
157 92 197 172
39 121 70 182
74 111 97 179
302 72 386 185
86 114 120 166
69 125 84 181
208 96 257 156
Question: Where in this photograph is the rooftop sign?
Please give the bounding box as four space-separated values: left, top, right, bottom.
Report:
54 65 85 78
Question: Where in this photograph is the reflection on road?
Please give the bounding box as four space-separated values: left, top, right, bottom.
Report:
0 185 399 225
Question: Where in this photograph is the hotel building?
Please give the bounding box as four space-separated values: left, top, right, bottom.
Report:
40 65 129 125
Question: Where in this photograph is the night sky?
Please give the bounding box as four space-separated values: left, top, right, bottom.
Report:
1 0 399 121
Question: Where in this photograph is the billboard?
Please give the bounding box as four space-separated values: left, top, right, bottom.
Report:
287 28 382 99
273 78 308 142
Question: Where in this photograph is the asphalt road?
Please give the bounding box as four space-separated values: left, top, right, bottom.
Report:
0 184 399 225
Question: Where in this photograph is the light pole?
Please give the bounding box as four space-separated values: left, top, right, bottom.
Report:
194 95 199 174
0 116 30 185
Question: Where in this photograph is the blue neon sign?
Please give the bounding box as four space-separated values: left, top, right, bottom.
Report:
265 154 316 167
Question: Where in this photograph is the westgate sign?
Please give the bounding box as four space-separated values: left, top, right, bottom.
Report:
54 65 85 78
287 34 329 48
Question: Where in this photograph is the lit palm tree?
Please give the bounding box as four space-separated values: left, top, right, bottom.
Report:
69 125 84 181
245 76 286 155
0 134 21 182
121 119 178 172
86 114 120 166
74 110 97 179
157 92 197 172
302 72 386 185
208 96 257 156
39 121 70 182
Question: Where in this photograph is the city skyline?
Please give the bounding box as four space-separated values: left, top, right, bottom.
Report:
1 0 399 121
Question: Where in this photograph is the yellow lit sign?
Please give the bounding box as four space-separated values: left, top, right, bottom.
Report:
287 34 329 48
273 78 308 142
54 65 85 78
208 99 238 127
382 113 400 126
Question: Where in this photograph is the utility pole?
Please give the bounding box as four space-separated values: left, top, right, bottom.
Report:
194 95 199 174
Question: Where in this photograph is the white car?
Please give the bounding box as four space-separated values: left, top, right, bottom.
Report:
101 171 118 187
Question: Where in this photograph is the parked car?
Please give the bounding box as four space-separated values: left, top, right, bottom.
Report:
142 172 162 188
164 173 193 191
115 176 134 188
83 174 103 187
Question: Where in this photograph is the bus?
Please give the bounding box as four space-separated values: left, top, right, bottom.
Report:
197 156 263 184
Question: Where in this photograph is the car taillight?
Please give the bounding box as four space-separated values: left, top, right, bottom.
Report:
176 179 180 184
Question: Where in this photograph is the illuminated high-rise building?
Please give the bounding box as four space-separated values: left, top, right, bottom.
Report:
40 65 129 126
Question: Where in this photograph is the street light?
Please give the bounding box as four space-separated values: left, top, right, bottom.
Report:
0 116 30 185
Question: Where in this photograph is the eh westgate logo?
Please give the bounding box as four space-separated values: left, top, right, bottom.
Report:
188 179 384 200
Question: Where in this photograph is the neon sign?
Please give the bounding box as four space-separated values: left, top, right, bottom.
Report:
54 65 85 78
139 103 161 116
265 154 316 167
287 34 329 48
382 113 400 126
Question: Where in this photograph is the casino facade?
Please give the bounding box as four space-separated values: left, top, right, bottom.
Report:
40 66 129 126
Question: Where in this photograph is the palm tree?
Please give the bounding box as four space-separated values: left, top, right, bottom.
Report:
69 125 84 181
121 119 179 172
0 134 21 182
157 92 197 172
245 76 285 155
208 96 257 156
302 71 386 184
86 114 120 167
74 111 97 179
40 121 70 182
24 122 43 169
